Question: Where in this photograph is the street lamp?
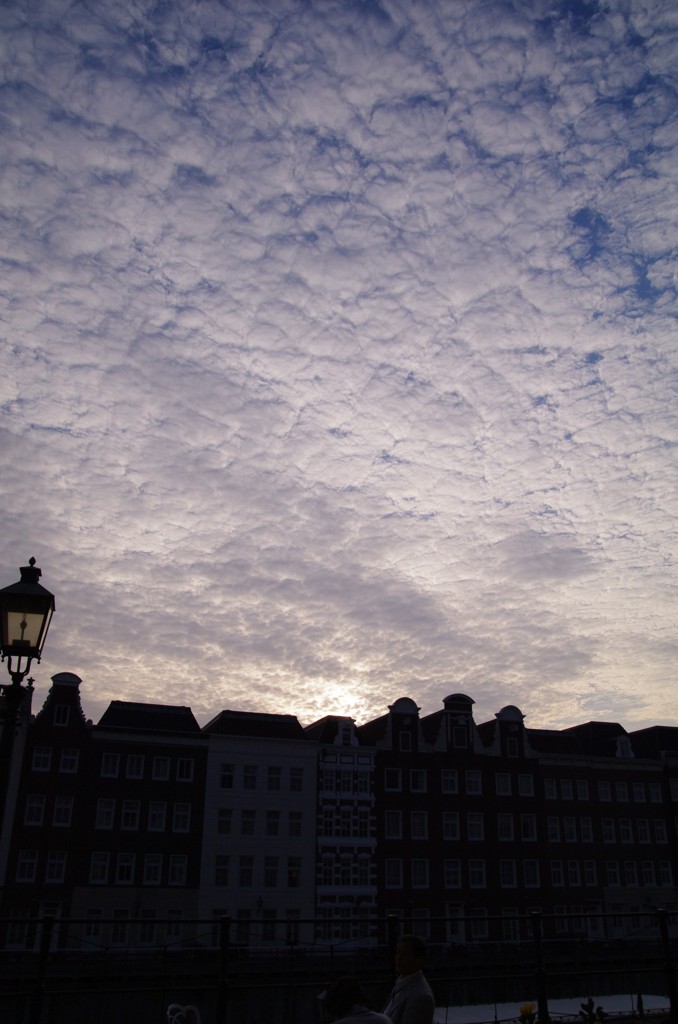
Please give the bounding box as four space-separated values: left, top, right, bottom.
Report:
0 558 55 900
0 557 55 686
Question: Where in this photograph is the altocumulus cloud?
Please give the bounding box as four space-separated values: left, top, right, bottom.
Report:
0 0 676 731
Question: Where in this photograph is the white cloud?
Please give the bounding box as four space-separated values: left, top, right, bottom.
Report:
1 0 676 732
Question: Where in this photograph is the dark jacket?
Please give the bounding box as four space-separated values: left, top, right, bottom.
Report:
382 970 435 1024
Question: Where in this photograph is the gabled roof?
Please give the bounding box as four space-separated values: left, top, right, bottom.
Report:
356 713 389 744
203 709 306 739
563 720 627 756
525 728 585 755
629 725 678 758
97 700 201 734
304 715 355 743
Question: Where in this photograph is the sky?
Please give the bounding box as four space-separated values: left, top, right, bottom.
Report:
1 0 676 733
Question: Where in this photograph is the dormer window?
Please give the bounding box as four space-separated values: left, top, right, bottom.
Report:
399 732 412 752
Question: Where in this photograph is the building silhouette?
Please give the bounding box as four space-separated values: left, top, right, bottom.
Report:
1 672 677 952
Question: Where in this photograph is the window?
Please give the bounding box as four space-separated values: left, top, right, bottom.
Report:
148 801 166 831
112 910 128 946
264 856 278 888
496 773 511 796
518 774 534 797
17 850 38 883
654 819 668 843
598 781 611 801
53 796 73 827
544 778 557 799
267 766 282 791
266 810 279 836
385 810 402 838
241 809 256 836
385 859 403 888
168 855 187 886
243 765 257 790
467 812 484 841
53 704 70 726
624 861 638 886
126 754 144 779
239 856 254 887
443 811 460 841
289 811 302 837
215 855 229 886
95 799 115 830
144 854 162 885
453 726 467 748
385 769 401 791
411 811 428 839
563 817 577 842
560 780 573 800
637 819 650 843
177 758 194 782
399 732 412 752
649 783 662 803
466 771 482 795
356 807 369 837
153 756 170 780
523 860 540 887
85 910 102 940
220 763 234 788
521 814 537 841
641 861 655 886
116 854 135 884
506 738 519 758
287 857 301 888
24 795 45 826
567 861 580 886
173 803 191 832
619 819 633 843
659 861 673 885
121 801 140 831
412 859 429 887
44 851 66 884
217 808 232 835
584 861 597 886
576 780 589 801
32 747 52 772
547 817 560 842
441 769 458 794
89 853 109 884
615 781 629 802
101 753 119 778
500 860 517 887
606 861 620 886
469 859 486 887
410 769 427 792
580 817 593 842
632 782 646 803
498 813 514 841
444 859 461 888
551 860 564 886
602 819 616 843
60 748 79 773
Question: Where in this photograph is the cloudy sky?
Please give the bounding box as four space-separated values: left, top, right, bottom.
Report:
1 0 676 733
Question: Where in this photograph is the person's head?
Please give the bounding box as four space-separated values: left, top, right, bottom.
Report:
394 934 427 977
324 975 372 1020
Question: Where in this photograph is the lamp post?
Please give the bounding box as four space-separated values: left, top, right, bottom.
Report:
0 558 55 892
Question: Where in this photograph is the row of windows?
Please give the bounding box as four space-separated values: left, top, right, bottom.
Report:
30 748 195 781
95 799 191 832
214 854 303 889
216 807 304 837
319 856 373 887
383 858 675 890
319 769 371 795
319 806 372 838
219 763 305 792
383 810 672 843
15 850 189 886
382 769 667 802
